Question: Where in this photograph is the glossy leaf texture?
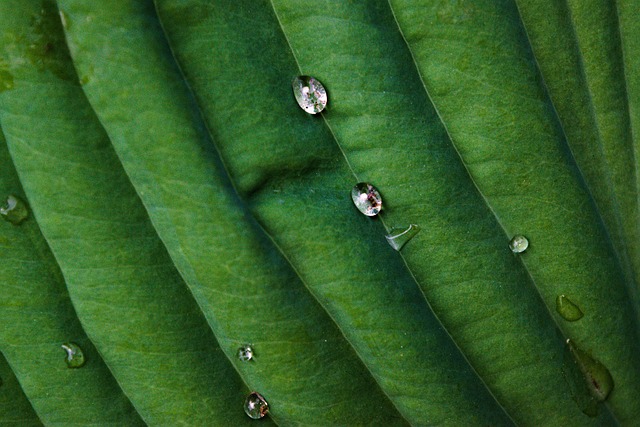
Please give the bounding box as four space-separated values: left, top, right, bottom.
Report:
0 0 638 425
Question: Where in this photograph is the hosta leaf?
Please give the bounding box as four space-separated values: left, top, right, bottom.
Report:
0 123 141 424
0 1 248 425
0 0 638 425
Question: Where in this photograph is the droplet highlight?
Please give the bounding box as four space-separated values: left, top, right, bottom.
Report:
508 235 528 253
351 183 382 217
556 295 584 321
0 195 29 225
385 224 421 251
237 344 254 362
61 342 86 368
244 391 269 419
562 339 614 417
292 75 327 114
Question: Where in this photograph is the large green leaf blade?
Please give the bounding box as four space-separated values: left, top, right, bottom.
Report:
389 0 640 422
264 0 616 425
0 1 249 424
56 0 406 424
0 127 142 426
152 0 536 425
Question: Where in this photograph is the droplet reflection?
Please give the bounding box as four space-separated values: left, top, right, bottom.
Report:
244 391 269 419
292 75 327 114
351 183 382 217
61 342 86 368
508 235 528 253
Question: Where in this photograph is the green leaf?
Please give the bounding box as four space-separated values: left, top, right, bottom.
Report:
0 0 638 425
0 352 41 426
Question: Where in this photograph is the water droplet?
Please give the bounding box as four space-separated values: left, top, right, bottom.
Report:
292 75 327 114
508 235 528 253
0 195 29 225
244 392 269 419
237 345 253 362
385 224 421 251
351 183 382 216
562 339 613 417
61 343 86 368
556 295 584 321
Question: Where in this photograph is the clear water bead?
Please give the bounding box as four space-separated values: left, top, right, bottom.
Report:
556 295 584 321
351 183 382 216
244 392 269 419
385 224 421 251
61 342 86 368
508 235 528 253
292 76 327 114
237 345 253 362
0 195 28 225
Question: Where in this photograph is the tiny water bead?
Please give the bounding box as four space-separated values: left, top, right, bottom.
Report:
385 224 421 251
237 344 253 362
0 195 29 225
292 75 327 114
244 392 269 419
351 183 382 216
562 339 614 417
508 235 528 253
556 295 584 321
61 343 85 368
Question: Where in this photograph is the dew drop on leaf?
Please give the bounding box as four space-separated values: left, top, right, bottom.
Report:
556 295 584 321
351 183 382 217
508 235 528 253
385 224 421 251
61 342 86 368
0 195 29 225
561 339 614 417
237 344 253 362
244 391 269 419
292 75 327 114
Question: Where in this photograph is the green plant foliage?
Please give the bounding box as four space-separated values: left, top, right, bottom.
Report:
0 0 638 425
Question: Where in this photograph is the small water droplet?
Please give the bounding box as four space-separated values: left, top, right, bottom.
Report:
351 183 382 216
292 75 327 114
0 195 29 225
61 342 86 368
237 345 253 362
244 391 269 419
385 224 421 251
556 295 584 321
508 235 528 253
562 339 613 417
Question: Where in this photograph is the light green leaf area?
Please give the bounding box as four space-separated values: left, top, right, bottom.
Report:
0 0 638 425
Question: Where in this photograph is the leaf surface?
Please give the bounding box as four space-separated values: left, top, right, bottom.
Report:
0 0 638 425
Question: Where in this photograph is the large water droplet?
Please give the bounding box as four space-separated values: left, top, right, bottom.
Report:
244 392 269 419
292 76 327 114
385 224 421 251
237 344 253 362
61 343 86 368
0 195 29 225
562 339 614 417
508 235 528 253
351 183 382 216
556 295 584 321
